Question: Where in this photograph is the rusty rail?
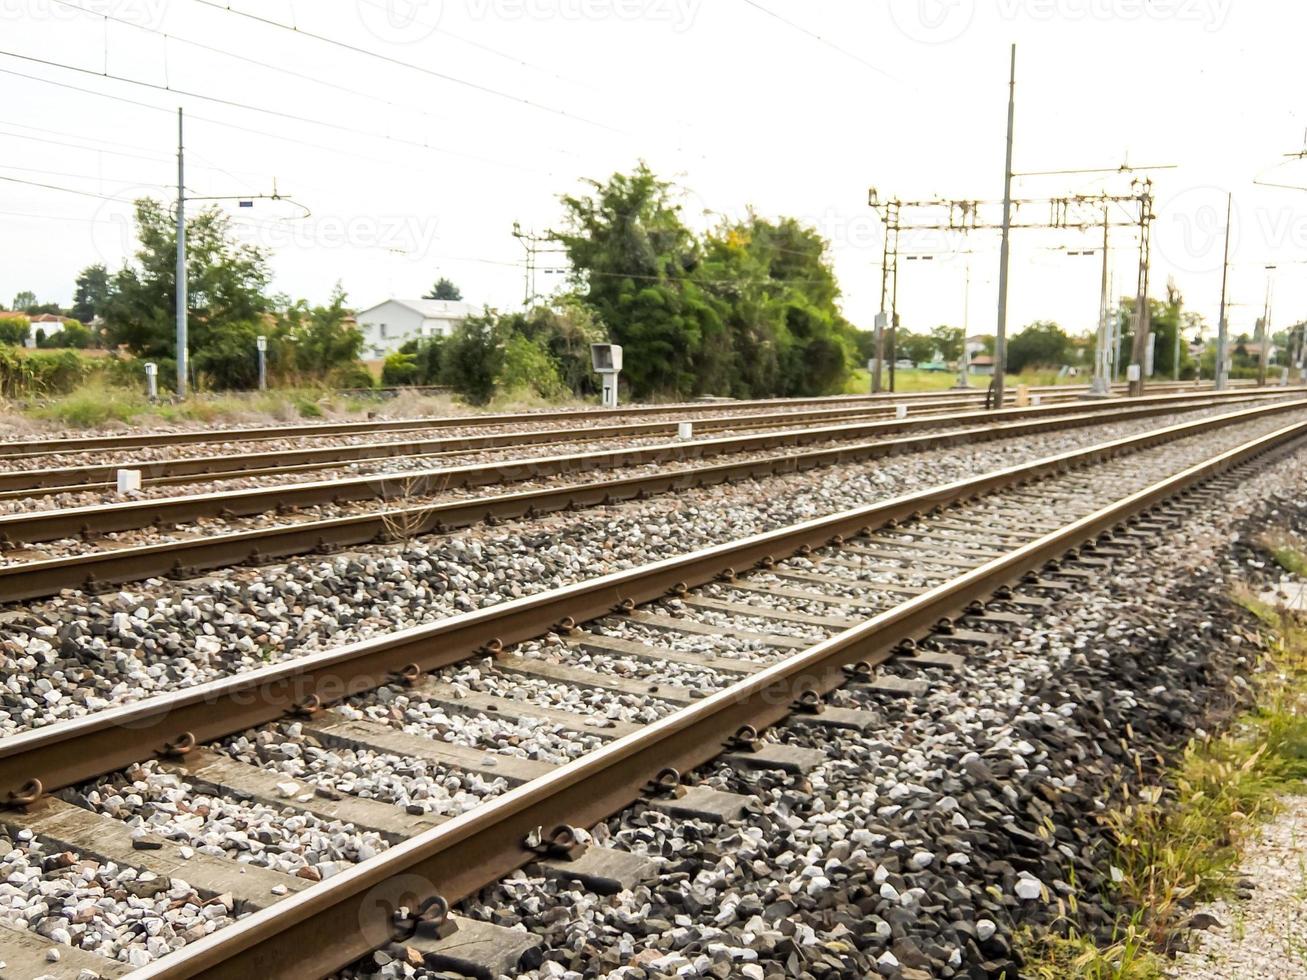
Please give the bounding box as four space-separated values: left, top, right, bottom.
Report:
0 380 1236 458
0 390 1287 552
114 404 1307 979
0 395 1297 602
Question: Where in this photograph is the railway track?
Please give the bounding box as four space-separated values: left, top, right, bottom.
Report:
0 391 1294 602
0 398 1302 978
0 386 1274 500
0 381 1232 461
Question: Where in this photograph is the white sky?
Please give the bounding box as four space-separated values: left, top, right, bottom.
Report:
2 0 1305 341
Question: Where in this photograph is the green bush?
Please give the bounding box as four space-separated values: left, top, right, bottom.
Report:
381 352 419 386
43 320 91 349
0 348 90 398
498 333 566 399
0 317 29 346
439 314 501 405
330 362 375 389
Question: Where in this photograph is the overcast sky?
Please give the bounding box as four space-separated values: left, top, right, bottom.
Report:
3 0 1305 341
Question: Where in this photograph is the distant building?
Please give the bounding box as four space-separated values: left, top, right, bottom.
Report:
969 354 996 376
354 299 481 358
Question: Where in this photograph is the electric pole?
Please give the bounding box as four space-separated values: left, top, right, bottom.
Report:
176 107 188 399
1127 179 1153 396
1087 206 1112 397
1215 193 1232 391
993 42 1017 410
1259 265 1275 386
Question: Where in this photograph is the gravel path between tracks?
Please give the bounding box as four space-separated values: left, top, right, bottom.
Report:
4 406 1304 740
334 416 1307 980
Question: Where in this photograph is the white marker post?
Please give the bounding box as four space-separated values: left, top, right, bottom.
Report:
591 344 623 409
256 335 268 392
144 362 158 401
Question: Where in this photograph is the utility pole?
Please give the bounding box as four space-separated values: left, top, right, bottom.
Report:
992 42 1017 410
956 261 973 389
1127 179 1153 395
1215 193 1232 390
1087 206 1112 397
175 107 188 399
1259 266 1275 386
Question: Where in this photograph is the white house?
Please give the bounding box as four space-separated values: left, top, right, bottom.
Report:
355 299 481 358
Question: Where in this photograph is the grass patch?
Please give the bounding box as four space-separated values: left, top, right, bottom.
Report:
1258 531 1307 578
1018 556 1307 978
31 384 148 427
842 367 1087 395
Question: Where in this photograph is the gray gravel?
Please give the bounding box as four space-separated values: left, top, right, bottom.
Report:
6 405 1304 739
337 412 1307 980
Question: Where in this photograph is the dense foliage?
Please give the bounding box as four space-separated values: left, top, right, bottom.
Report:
549 164 860 400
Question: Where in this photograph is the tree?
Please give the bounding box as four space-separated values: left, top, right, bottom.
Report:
929 325 963 363
101 198 272 367
553 163 720 398
500 297 606 396
10 290 36 312
440 312 503 404
695 211 857 397
71 264 113 325
895 329 936 366
1006 321 1073 373
424 277 463 301
284 283 363 377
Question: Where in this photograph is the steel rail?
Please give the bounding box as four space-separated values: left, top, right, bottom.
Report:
1 398 1300 817
0 390 1288 550
0 380 1231 458
0 386 1273 497
126 408 1307 980
1 395 1301 603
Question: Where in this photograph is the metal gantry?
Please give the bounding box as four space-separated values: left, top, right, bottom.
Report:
867 182 1155 400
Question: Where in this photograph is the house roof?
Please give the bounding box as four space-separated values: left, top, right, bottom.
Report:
970 355 996 365
356 299 480 319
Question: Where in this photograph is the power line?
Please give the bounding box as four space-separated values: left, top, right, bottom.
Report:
189 0 628 135
0 161 175 190
349 0 602 93
51 0 579 166
0 174 134 201
0 59 556 178
738 0 895 81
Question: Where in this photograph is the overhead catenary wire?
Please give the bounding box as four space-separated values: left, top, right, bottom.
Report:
737 0 896 81
0 52 557 178
187 0 630 135
49 0 582 166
